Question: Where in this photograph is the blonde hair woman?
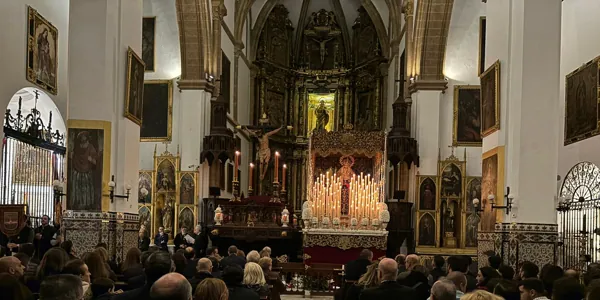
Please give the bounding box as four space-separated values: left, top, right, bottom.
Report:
461 290 503 300
345 262 380 300
243 262 269 298
195 278 228 300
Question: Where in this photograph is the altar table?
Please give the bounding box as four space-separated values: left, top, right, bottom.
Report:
302 229 387 265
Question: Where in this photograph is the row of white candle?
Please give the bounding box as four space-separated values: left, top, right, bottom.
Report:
311 172 343 219
349 173 382 220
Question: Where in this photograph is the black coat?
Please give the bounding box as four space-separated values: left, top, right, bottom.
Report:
174 233 191 250
8 226 34 253
183 258 199 278
193 233 208 257
138 236 149 252
227 284 260 300
154 233 168 251
188 271 213 294
344 258 372 281
397 271 430 300
359 281 417 300
34 225 56 259
220 255 246 270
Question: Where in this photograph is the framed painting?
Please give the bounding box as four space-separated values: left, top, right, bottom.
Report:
140 80 173 141
417 213 436 247
481 146 504 232
125 47 145 125
142 17 156 72
564 57 600 145
66 120 111 212
418 176 436 211
453 85 482 146
26 6 58 95
179 172 197 205
138 171 153 203
478 17 486 76
222 50 231 111
465 177 481 248
480 60 500 137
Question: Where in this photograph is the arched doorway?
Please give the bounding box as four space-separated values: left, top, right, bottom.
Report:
1 87 66 227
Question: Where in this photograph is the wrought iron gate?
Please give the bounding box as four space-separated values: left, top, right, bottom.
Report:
1 91 65 227
557 162 600 272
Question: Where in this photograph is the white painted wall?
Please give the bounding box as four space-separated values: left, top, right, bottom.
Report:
223 0 235 30
441 0 486 176
558 1 600 179
0 0 70 125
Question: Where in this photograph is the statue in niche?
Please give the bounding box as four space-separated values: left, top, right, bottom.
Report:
315 100 329 131
443 204 454 233
337 156 356 215
161 197 174 232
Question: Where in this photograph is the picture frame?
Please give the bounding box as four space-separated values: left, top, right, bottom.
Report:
142 17 156 72
125 47 145 125
481 146 505 232
478 17 486 76
140 80 173 142
26 6 59 95
453 85 482 146
66 120 112 212
480 60 500 137
564 57 600 145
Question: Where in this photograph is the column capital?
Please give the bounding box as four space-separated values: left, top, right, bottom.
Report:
408 79 448 94
177 79 215 93
211 0 227 20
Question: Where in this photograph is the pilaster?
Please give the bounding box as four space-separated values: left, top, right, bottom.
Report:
412 90 444 175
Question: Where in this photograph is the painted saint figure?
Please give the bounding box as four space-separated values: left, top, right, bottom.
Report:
37 28 52 82
315 100 329 131
162 198 174 232
70 131 97 210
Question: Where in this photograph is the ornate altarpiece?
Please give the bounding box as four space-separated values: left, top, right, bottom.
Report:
252 5 387 211
415 151 479 257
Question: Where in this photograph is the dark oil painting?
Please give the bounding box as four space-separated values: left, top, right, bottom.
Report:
140 80 172 141
125 48 145 125
454 86 482 146
26 6 58 95
418 213 435 246
221 51 231 111
480 61 500 137
419 177 436 210
441 164 462 197
67 128 104 211
142 17 156 72
564 59 599 145
180 173 195 205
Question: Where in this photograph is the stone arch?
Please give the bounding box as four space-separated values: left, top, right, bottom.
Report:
6 87 66 135
175 0 212 89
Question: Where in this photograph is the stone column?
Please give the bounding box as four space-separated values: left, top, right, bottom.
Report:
478 0 561 268
66 0 143 261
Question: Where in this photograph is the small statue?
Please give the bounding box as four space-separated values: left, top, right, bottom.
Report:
161 175 170 191
281 207 289 227
444 207 455 232
214 205 223 226
315 100 329 131
161 198 174 232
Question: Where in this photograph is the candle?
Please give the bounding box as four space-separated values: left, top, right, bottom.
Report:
282 164 287 190
274 151 280 182
249 163 254 188
234 151 240 181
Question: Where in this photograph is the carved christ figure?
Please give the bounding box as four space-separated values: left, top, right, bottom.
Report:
311 37 335 65
249 126 284 180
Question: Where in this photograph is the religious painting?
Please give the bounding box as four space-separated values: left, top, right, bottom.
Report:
138 171 152 203
480 60 500 137
160 196 175 233
138 206 151 237
564 58 600 145
466 177 482 213
156 160 176 192
66 120 111 212
478 17 486 76
142 17 156 72
465 213 479 248
178 207 194 231
308 93 335 133
418 213 436 246
125 47 145 125
26 6 58 95
441 163 462 197
453 86 482 146
221 51 231 110
12 145 52 185
418 177 436 210
481 147 504 232
180 173 195 205
140 80 172 141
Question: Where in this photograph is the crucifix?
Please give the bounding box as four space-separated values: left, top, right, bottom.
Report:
448 145 456 157
236 113 292 181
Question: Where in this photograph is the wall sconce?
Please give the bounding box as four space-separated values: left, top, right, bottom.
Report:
108 175 131 203
139 187 149 204
52 179 66 201
489 186 515 215
472 197 485 214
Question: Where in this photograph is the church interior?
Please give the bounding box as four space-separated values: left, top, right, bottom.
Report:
1 0 600 299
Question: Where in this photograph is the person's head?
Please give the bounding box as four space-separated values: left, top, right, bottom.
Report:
564 269 578 279
488 255 502 269
139 230 145 238
123 247 142 270
159 227 164 234
587 279 600 300
447 255 468 273
405 254 419 270
63 259 91 284
460 290 503 300
477 266 500 286
194 224 201 235
246 250 260 264
447 271 467 293
222 266 244 285
94 247 109 263
519 261 539 279
584 265 600 286
61 240 74 255
197 258 213 273
39 274 83 300
146 251 174 283
518 278 545 300
498 265 515 280
195 278 228 300
359 249 373 261
395 254 406 266
243 262 266 286
261 246 271 256
0 256 25 278
18 243 35 258
38 248 70 280
172 251 187 274
184 247 195 260
540 265 563 296
41 215 50 226
83 251 109 280
95 242 107 250
491 279 519 300
430 279 456 300
0 273 32 300
180 227 187 235
377 258 398 281
552 276 584 300
149 245 160 252
358 262 380 288
228 245 238 256
433 255 445 269
13 252 29 268
150 273 192 300
91 278 114 297
258 257 272 272
207 247 219 256
237 249 245 257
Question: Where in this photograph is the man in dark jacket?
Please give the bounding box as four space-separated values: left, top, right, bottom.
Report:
174 227 192 250
193 224 208 257
188 258 214 294
154 227 169 251
397 255 429 300
220 245 246 270
430 255 446 283
345 249 373 281
447 255 476 292
113 251 173 300
7 216 34 254
360 258 417 300
138 230 150 252
33 215 56 260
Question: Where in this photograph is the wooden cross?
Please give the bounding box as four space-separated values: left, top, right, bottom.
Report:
448 145 456 157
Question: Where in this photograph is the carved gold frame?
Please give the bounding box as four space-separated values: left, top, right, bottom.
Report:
143 16 156 73
480 60 501 137
464 176 482 249
140 80 173 142
452 85 482 147
138 170 153 235
152 146 180 243
437 154 466 248
482 146 505 227
176 171 198 231
67 119 112 212
125 47 145 125
26 6 59 95
415 211 438 248
416 175 437 211
563 57 600 145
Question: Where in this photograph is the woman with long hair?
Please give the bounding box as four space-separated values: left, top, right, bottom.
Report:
195 278 228 300
476 266 500 290
37 247 69 280
93 247 117 280
243 262 269 298
345 262 380 300
60 240 77 259
83 251 110 282
121 247 143 280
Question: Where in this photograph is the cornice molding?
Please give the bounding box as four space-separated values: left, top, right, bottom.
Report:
408 79 448 94
177 79 215 93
